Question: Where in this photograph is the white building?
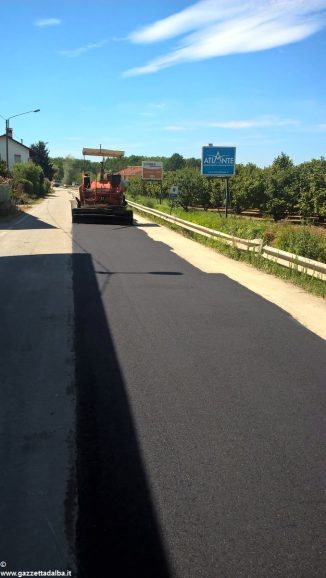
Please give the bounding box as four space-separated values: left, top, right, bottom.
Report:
0 128 32 170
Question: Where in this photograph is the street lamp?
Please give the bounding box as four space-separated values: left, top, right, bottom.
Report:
2 108 40 170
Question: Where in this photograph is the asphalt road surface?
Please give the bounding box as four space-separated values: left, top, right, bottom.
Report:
0 189 325 577
0 193 75 574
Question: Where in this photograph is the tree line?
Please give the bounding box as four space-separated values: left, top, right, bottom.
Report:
1 142 325 221
49 151 198 185
127 153 326 221
50 150 325 221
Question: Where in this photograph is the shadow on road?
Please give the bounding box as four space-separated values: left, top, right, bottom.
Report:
0 254 74 572
95 270 183 276
73 253 172 578
0 211 57 230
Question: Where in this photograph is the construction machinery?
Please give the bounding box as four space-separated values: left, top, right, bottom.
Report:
72 147 133 225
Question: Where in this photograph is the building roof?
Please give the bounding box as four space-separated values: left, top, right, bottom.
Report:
0 134 31 151
119 166 142 177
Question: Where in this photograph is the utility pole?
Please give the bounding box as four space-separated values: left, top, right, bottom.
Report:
2 108 40 170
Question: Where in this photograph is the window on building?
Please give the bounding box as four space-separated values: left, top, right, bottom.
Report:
14 154 22 164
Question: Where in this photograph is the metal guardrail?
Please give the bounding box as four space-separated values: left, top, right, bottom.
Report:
128 200 326 281
262 245 326 281
128 200 262 252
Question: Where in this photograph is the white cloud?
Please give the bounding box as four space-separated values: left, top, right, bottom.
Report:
129 0 246 44
149 102 166 109
60 40 108 58
164 125 186 131
34 18 61 27
124 0 326 76
209 117 300 129
164 116 299 131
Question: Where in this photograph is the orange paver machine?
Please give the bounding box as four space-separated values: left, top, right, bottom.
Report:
72 147 133 225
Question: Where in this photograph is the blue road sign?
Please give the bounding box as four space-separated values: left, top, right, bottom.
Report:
202 146 236 176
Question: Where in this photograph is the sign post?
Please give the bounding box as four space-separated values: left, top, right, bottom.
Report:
201 145 236 217
225 177 230 218
169 185 178 213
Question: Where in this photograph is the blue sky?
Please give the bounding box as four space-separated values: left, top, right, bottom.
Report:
1 0 326 166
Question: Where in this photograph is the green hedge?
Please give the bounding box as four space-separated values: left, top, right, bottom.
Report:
12 162 44 197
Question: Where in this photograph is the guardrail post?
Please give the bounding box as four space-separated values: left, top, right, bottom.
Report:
225 178 230 218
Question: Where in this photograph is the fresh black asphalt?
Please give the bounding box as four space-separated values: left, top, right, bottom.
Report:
0 212 325 577
73 221 326 578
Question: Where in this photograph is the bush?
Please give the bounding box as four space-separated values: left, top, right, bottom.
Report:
0 160 9 178
12 162 44 197
0 183 11 206
13 178 34 196
43 178 52 195
274 225 326 262
127 177 142 198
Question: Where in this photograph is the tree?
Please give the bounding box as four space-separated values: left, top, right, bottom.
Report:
230 163 266 213
263 153 297 220
297 158 326 218
193 174 211 210
128 155 144 166
161 172 175 198
126 176 142 198
175 168 200 210
63 156 81 185
207 177 224 208
30 141 54 180
185 157 201 170
272 152 294 171
165 153 186 172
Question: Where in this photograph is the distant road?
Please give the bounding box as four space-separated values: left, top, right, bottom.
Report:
0 189 325 577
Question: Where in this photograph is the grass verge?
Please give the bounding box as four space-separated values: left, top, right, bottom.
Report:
130 195 326 259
